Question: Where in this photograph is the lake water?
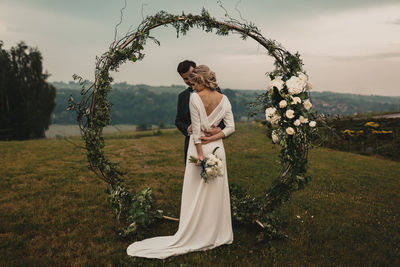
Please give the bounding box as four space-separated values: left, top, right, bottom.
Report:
45 124 138 138
372 113 400 119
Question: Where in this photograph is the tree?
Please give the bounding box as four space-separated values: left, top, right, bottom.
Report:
0 42 12 138
0 41 56 140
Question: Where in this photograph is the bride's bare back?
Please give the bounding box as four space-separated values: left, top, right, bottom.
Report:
198 90 223 116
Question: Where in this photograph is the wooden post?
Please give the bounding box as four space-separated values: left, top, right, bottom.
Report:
255 219 265 229
163 215 179 222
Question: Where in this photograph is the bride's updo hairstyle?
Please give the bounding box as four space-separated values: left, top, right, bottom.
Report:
189 65 219 91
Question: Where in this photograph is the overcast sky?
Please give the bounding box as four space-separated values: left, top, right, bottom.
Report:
1 0 399 96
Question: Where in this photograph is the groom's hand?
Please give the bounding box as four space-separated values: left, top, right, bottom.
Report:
187 125 193 135
200 136 212 144
204 124 221 137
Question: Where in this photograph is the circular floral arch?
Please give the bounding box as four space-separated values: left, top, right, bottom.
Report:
68 9 317 241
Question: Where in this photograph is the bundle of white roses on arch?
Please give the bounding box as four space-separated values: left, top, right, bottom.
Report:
265 72 317 146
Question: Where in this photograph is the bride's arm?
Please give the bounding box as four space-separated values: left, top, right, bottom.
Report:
221 100 235 136
189 94 204 163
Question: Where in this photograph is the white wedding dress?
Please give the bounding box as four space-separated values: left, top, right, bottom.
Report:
127 92 235 259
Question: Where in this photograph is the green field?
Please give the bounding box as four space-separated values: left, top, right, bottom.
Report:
1 123 399 266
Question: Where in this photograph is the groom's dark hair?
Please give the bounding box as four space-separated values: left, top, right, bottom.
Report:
177 60 196 75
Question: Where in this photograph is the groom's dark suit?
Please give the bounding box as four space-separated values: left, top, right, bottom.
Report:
175 87 225 164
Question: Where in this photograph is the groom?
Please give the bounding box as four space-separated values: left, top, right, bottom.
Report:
175 60 225 164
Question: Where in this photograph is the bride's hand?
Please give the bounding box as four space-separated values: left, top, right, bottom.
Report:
203 124 220 137
196 155 204 166
200 136 212 144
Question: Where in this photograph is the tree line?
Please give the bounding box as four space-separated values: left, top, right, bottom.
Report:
54 85 257 126
53 82 400 126
0 41 55 140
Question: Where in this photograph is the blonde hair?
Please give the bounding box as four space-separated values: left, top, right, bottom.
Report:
189 65 218 91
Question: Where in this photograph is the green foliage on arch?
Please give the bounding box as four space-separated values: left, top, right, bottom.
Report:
67 9 317 241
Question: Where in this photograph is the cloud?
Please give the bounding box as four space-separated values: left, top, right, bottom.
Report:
273 4 400 59
389 18 400 24
304 51 400 61
336 52 400 61
3 25 25 33
0 22 7 34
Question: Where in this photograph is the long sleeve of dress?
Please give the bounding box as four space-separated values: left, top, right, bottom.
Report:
189 94 202 144
216 88 226 131
221 100 235 137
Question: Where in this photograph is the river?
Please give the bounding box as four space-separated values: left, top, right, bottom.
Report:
45 124 138 138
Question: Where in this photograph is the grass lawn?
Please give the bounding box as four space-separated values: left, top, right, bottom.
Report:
1 122 399 266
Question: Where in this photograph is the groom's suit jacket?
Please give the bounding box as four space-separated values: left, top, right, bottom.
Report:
175 87 225 164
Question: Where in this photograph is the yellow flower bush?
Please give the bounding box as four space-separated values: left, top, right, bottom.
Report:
372 130 393 135
342 129 355 136
342 129 364 137
342 122 393 139
365 122 380 128
356 130 364 136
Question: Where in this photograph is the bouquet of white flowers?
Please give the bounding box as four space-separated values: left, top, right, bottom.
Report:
189 147 223 183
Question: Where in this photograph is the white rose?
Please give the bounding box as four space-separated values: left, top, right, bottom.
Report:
285 109 295 119
273 114 281 125
309 121 317 127
298 72 308 82
286 76 300 87
294 119 301 126
306 82 312 90
288 87 303 95
265 107 276 116
216 159 223 168
286 127 295 135
298 73 308 89
269 114 281 125
206 154 217 165
299 115 309 124
291 96 301 105
286 76 304 95
268 76 284 91
266 107 281 125
271 130 279 143
303 99 312 110
279 100 287 108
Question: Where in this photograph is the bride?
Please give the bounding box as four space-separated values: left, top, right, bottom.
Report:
127 65 235 259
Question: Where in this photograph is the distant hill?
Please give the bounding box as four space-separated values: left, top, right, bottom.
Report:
310 91 400 116
51 82 400 125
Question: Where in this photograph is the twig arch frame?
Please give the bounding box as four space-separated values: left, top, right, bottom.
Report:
69 9 310 240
